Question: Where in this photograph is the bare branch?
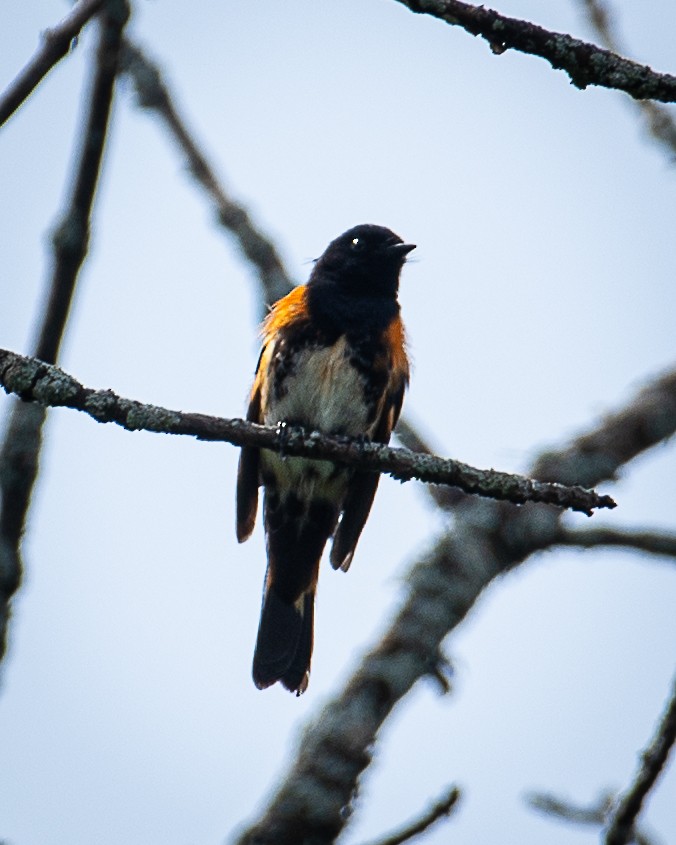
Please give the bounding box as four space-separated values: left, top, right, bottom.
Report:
0 349 615 515
357 785 460 845
119 40 294 310
605 674 676 845
0 0 129 662
395 0 676 102
0 0 104 127
232 365 676 844
556 526 676 560
577 0 676 160
526 791 656 845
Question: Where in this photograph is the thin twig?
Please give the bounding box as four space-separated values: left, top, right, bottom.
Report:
0 0 129 663
526 791 656 845
0 0 104 127
605 674 676 845
527 790 614 825
119 40 294 310
0 349 615 515
357 785 460 845
556 526 676 560
577 0 676 160
395 0 676 102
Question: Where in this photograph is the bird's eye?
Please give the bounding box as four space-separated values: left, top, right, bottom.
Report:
350 237 366 252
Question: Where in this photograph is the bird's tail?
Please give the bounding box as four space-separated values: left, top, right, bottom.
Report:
252 492 337 694
253 586 314 694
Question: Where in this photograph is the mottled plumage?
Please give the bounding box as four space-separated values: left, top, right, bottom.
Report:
237 224 414 693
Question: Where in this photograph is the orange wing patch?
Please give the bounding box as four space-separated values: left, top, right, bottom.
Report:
384 314 409 383
261 285 309 346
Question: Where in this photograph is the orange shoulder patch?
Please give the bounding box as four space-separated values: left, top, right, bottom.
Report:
262 285 309 345
384 314 409 383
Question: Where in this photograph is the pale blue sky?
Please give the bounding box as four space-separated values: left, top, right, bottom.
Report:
1 2 675 844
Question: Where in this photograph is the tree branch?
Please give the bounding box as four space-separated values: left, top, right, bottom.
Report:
356 785 460 845
0 0 105 127
605 673 676 845
395 0 676 102
231 364 676 844
0 0 129 662
0 349 614 515
394 416 466 510
119 40 294 310
555 526 676 560
577 0 676 160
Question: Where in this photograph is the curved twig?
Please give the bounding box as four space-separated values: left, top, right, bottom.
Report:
357 785 461 845
556 526 676 560
526 791 656 845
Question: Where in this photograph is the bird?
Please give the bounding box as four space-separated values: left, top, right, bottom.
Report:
236 224 414 694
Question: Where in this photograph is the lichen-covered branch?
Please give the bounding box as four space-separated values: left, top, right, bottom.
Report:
0 0 104 127
605 673 676 845
232 364 676 845
119 41 294 310
556 526 676 560
0 349 614 515
0 0 129 662
394 416 466 510
396 0 676 102
357 785 460 845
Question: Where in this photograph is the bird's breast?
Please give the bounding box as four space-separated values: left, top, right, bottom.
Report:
263 335 371 436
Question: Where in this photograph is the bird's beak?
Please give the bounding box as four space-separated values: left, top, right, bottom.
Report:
386 242 416 257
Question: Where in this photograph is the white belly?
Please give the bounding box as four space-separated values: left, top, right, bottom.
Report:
263 336 368 436
260 336 367 497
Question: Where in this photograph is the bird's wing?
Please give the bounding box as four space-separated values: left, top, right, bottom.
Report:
329 317 409 572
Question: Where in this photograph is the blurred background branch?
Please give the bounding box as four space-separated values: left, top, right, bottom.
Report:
119 41 294 311
0 0 104 127
526 791 657 845
0 0 128 662
605 673 676 845
356 785 460 845
555 526 676 560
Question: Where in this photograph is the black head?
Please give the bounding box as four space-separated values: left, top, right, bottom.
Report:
309 224 415 299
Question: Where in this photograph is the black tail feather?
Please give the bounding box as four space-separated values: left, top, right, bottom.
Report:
252 588 314 694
